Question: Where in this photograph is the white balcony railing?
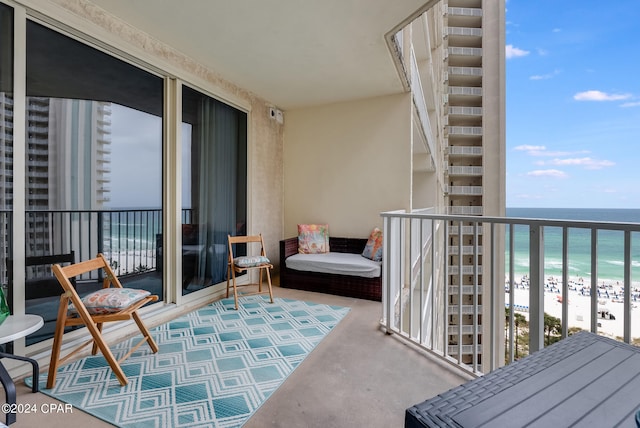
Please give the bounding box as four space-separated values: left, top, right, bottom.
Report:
448 106 483 116
449 86 483 97
447 166 483 176
448 126 483 136
448 265 483 275
447 27 483 37
448 7 483 17
448 47 483 57
449 225 483 235
381 210 640 377
447 146 483 156
446 185 483 196
447 206 484 215
448 66 483 77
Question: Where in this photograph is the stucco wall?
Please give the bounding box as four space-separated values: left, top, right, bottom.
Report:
283 93 412 240
248 108 283 262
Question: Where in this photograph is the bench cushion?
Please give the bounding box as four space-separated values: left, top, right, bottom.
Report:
285 252 381 278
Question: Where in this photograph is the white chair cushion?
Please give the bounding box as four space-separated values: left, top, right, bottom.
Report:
234 255 270 268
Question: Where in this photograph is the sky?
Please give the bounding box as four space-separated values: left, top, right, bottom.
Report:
109 105 193 209
506 0 640 209
109 105 162 208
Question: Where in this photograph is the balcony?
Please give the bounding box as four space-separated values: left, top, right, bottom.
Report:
447 243 483 254
447 125 483 137
9 209 640 426
448 7 483 18
447 165 484 176
447 47 483 68
447 66 482 86
447 26 483 38
10 286 471 428
447 146 482 156
448 106 482 117
448 265 483 275
448 86 483 107
447 185 483 196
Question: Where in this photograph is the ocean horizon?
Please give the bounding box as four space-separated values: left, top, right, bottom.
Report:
505 207 640 283
506 207 640 223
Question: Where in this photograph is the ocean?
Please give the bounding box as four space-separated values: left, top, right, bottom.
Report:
505 208 640 283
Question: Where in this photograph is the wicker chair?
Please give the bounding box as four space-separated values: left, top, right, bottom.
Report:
279 237 382 301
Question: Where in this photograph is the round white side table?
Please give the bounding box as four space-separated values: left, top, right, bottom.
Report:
0 314 44 426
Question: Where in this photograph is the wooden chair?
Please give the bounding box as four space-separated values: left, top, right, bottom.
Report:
46 253 159 388
226 234 274 310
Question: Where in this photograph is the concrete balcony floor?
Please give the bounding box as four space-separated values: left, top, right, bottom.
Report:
8 286 469 428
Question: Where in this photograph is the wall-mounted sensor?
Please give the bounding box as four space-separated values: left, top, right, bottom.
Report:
269 107 284 124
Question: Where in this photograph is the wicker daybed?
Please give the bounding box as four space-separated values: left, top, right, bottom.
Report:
279 236 382 301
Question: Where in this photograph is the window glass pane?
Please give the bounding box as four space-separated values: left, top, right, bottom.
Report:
24 21 163 345
0 3 13 353
181 85 247 295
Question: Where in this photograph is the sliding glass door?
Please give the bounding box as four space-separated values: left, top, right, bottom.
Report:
23 20 164 344
181 85 247 294
0 2 251 346
0 3 13 343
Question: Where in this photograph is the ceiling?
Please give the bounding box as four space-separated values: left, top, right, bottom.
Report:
87 0 432 110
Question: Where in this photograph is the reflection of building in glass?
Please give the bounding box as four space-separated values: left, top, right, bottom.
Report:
0 93 12 281
26 97 111 255
28 97 111 209
0 93 12 210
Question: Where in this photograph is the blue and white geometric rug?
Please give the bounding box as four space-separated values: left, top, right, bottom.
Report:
27 296 350 427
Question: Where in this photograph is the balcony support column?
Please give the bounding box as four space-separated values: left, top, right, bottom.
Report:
624 230 632 342
529 225 544 353
590 229 598 333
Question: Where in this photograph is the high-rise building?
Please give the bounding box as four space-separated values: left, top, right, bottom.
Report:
393 0 505 370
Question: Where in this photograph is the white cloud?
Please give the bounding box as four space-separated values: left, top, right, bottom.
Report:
514 144 545 152
530 69 560 80
530 74 549 80
506 44 530 59
514 145 589 158
573 90 632 101
547 157 615 170
526 169 568 178
620 101 640 108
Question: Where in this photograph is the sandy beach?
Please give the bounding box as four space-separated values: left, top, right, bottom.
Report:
103 249 157 276
506 275 640 340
